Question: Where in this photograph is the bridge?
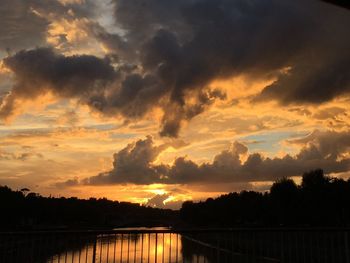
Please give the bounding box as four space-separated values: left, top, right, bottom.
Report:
1 228 350 262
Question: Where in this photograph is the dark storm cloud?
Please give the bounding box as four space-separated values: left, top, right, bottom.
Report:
82 131 350 185
288 130 350 160
85 136 169 185
0 48 116 118
257 57 350 104
0 0 98 53
0 0 48 52
110 0 350 133
2 0 350 136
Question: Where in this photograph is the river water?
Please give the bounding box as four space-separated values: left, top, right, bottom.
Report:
47 227 208 263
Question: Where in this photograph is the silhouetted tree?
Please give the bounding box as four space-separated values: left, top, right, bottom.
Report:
0 186 178 230
180 169 350 227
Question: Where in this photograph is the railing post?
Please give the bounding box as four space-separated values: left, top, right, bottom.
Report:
134 234 137 263
216 233 220 262
176 233 179 263
148 233 150 263
92 237 97 263
280 231 285 263
127 234 130 263
120 234 124 263
169 233 172 263
155 233 158 263
345 231 350 263
162 233 165 263
141 233 144 263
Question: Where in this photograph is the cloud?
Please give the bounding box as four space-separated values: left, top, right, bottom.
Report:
256 57 350 104
0 148 43 161
1 0 349 136
0 0 99 53
145 193 170 208
0 0 47 52
85 135 169 185
313 107 347 120
287 129 350 160
0 48 116 119
81 130 350 185
145 193 184 210
113 0 349 106
55 177 79 188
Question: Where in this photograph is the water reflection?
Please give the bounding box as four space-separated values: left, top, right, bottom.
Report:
48 232 184 263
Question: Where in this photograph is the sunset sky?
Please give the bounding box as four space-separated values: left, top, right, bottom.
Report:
0 0 349 209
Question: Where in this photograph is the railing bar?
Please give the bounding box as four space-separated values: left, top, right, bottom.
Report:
65 239 68 263
58 240 61 263
120 234 123 263
162 233 164 263
226 232 229 262
51 234 55 263
294 231 299 263
12 233 16 263
317 231 321 263
324 231 328 263
31 233 35 263
72 236 75 263
237 231 241 257
155 233 158 263
134 234 137 263
176 233 179 263
280 231 284 263
113 234 117 263
330 231 335 263
141 233 144 263
231 231 234 255
92 236 97 263
322 231 326 263
78 235 82 263
37 234 41 263
344 231 349 263
217 233 220 263
107 234 110 263
35 234 39 263
302 231 306 263
209 237 213 263
288 231 292 263
85 239 89 263
147 234 150 263
263 231 267 260
169 233 171 263
127 233 130 263
338 231 343 263
99 234 103 263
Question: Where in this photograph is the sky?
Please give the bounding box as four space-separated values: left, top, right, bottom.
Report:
0 0 349 209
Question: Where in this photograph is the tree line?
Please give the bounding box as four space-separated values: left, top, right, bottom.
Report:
0 186 177 231
180 169 350 227
2 169 350 230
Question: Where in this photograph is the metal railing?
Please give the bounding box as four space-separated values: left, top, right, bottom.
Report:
0 228 350 263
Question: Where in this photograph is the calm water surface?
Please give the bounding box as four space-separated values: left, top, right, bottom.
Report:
47 227 207 263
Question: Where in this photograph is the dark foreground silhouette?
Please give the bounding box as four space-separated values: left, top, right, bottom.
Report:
1 169 350 230
0 187 177 230
180 169 350 227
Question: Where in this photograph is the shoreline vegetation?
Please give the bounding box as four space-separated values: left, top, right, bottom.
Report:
1 169 350 231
